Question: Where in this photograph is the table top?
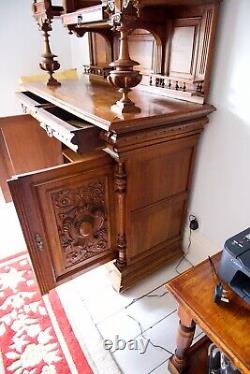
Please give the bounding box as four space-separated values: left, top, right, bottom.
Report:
20 77 215 134
166 253 250 374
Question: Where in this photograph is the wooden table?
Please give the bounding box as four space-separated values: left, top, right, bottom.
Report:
166 253 250 374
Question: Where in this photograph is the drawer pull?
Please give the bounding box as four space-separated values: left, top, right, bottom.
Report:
34 233 44 251
77 15 83 27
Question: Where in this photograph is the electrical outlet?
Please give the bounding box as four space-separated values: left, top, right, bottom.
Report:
190 217 199 231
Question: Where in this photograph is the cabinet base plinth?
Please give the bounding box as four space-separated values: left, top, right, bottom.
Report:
106 242 183 293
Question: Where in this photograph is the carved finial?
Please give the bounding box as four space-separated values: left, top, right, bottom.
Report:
39 20 61 87
108 4 142 114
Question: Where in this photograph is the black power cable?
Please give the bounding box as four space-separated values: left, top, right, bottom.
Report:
175 214 197 274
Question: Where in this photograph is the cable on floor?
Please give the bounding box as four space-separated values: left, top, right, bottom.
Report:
127 314 173 356
125 282 170 309
175 214 196 274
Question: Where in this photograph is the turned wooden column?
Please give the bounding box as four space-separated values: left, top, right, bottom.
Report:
108 3 142 113
32 1 62 86
169 304 196 373
39 20 61 87
115 161 127 269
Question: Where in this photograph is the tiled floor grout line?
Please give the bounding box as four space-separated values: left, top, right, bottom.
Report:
85 265 191 326
94 298 177 356
74 281 169 326
130 308 177 341
81 299 124 374
87 284 171 326
126 284 170 307
74 285 123 373
123 312 174 363
107 309 178 354
148 358 170 374
70 261 193 373
146 319 204 374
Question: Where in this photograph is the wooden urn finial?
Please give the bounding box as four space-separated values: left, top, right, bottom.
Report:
39 20 61 87
108 3 142 114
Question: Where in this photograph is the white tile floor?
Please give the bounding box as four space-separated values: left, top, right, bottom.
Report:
0 201 26 259
56 257 203 374
0 198 206 374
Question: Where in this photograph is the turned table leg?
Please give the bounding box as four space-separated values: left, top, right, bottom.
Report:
169 304 196 373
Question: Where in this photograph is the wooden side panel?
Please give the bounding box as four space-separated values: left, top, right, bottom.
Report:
129 29 159 74
0 115 63 202
89 32 112 66
168 18 200 80
0 131 12 202
130 194 186 260
8 151 116 294
129 146 193 210
126 135 198 264
0 115 63 174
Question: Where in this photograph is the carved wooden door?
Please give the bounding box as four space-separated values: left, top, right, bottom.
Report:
8 151 116 294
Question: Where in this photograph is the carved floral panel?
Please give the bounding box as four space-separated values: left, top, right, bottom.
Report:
51 178 109 269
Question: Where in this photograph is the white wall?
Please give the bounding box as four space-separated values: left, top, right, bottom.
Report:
187 0 250 256
70 34 90 72
0 0 72 117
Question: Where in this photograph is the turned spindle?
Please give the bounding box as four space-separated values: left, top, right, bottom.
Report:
39 20 61 87
108 8 142 114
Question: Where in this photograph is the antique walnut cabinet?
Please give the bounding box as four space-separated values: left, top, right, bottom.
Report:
7 0 221 294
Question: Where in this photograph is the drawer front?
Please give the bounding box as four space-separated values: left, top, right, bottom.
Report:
8 151 116 294
17 91 104 154
36 107 103 153
32 107 80 152
16 91 54 114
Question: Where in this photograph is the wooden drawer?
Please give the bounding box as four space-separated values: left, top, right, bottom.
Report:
16 91 54 114
33 106 103 153
17 91 104 154
8 149 116 294
62 147 91 163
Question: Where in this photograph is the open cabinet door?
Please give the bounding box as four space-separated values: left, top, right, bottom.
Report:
8 151 116 294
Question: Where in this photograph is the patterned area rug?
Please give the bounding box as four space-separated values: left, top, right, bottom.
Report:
0 252 93 374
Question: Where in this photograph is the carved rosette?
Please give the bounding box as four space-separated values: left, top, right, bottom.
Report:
108 1 142 113
51 180 109 269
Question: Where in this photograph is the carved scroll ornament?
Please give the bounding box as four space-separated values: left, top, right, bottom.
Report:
51 180 109 269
